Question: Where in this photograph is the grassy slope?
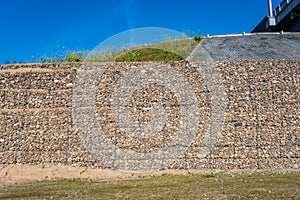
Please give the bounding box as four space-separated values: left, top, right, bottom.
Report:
85 38 201 62
0 173 299 199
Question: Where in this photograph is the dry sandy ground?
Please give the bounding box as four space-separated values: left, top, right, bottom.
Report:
0 164 150 186
0 164 203 186
0 164 298 186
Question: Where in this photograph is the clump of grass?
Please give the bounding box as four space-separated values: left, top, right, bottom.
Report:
40 51 86 63
40 56 62 63
194 36 202 43
64 51 85 62
202 174 216 178
115 47 184 62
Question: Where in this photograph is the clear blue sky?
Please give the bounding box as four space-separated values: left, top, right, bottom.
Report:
0 0 282 64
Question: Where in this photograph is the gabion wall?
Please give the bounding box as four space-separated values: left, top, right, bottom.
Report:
0 61 299 171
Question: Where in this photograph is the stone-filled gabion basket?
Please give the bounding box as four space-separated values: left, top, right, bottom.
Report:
0 61 299 171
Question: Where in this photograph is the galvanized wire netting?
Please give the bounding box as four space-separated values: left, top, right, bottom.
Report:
0 61 299 171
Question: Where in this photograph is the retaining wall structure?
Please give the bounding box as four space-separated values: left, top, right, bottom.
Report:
0 61 299 171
